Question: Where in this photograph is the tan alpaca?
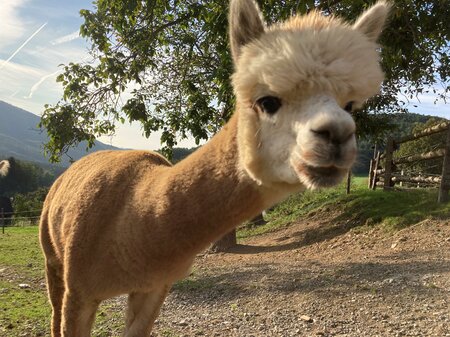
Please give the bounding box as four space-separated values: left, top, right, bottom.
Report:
40 1 390 336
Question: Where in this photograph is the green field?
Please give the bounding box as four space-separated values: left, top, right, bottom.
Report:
1 178 450 336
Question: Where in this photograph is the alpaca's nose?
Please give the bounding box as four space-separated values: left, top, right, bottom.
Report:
310 120 355 146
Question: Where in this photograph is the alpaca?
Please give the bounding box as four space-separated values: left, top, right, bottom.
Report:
39 1 390 336
0 160 10 177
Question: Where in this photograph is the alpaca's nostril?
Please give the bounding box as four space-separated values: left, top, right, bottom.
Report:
311 127 355 145
311 129 331 142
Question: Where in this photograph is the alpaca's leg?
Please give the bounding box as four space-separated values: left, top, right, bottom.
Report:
60 291 100 337
45 262 65 337
123 285 170 337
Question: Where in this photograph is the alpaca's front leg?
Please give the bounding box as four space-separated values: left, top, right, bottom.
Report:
60 291 100 337
123 285 170 337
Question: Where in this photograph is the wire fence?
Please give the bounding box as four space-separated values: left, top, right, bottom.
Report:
0 208 41 233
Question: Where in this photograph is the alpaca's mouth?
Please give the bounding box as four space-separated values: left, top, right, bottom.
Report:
293 161 348 189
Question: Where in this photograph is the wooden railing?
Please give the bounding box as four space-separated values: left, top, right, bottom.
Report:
368 122 450 203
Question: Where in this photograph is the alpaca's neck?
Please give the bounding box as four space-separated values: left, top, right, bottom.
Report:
165 114 263 245
142 114 281 258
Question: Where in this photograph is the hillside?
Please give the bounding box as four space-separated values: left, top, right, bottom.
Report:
0 101 119 166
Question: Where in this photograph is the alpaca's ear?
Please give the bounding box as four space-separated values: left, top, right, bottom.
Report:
229 0 265 63
353 1 391 42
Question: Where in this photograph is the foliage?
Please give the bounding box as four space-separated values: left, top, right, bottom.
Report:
0 158 57 197
168 147 197 163
395 117 447 174
40 0 450 162
13 187 49 224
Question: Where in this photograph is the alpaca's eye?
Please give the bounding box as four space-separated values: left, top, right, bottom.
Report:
256 96 282 114
344 101 354 113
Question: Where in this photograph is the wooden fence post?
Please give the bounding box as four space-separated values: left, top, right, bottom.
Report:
383 138 394 191
438 126 450 203
372 151 381 190
368 159 374 189
368 144 378 189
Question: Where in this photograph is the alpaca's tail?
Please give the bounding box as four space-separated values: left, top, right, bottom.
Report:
0 160 10 177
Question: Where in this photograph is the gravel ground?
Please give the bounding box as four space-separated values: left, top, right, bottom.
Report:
4 216 448 336
148 217 450 337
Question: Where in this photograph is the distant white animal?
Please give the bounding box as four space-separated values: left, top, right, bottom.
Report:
0 160 10 177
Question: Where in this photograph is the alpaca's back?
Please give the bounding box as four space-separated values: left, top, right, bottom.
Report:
40 150 172 296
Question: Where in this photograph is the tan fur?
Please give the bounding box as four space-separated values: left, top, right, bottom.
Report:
40 1 390 336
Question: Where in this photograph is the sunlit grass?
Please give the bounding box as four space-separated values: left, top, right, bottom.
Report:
237 176 450 239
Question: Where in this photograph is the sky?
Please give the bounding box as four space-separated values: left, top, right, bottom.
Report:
0 0 449 151
0 0 196 150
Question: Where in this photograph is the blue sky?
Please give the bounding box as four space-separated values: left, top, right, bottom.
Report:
0 0 449 151
0 0 195 150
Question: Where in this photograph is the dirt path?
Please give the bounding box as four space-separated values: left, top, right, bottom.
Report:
151 217 450 337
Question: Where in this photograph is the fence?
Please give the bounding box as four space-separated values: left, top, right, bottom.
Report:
368 121 450 203
0 208 41 233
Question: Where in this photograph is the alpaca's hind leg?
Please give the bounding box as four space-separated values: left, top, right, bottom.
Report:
123 285 170 337
60 291 100 337
45 262 65 337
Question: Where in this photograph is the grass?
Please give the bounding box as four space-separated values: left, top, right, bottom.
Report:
0 280 51 335
0 226 49 337
0 226 44 278
0 227 126 337
237 176 450 239
338 186 450 231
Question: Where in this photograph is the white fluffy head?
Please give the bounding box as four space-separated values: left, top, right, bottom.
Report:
229 0 390 189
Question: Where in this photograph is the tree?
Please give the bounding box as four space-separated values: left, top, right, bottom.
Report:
13 187 49 223
40 0 449 162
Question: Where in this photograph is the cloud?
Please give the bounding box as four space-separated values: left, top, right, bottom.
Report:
9 89 21 98
0 22 48 70
0 0 29 49
0 59 45 79
24 70 61 99
50 30 80 45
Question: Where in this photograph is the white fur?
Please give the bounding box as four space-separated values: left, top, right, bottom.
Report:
0 160 10 177
233 2 389 189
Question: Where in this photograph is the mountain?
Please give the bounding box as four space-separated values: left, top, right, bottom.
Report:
0 101 120 166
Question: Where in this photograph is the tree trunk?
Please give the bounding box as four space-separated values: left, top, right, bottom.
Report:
210 229 237 252
346 170 351 194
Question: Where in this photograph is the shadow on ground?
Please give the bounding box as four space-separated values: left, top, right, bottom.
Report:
171 253 450 306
